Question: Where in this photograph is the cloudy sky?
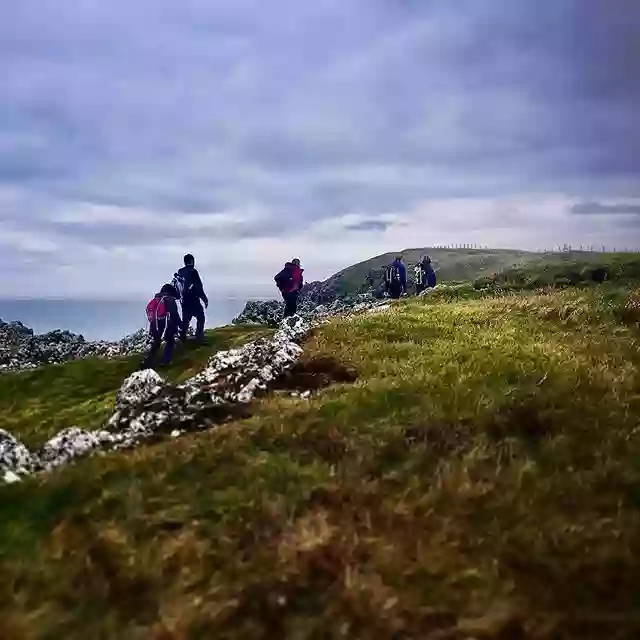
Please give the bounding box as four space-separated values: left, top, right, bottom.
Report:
1 0 639 298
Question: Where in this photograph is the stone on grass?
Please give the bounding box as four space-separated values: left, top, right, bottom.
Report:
0 428 37 476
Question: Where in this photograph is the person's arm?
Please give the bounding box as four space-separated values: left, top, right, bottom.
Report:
400 265 407 291
194 270 208 307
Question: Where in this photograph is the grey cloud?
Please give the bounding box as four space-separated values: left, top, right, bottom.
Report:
571 202 640 216
0 0 639 296
344 220 393 233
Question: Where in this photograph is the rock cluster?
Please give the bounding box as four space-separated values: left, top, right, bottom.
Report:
0 319 153 372
233 290 382 326
1 315 310 484
1 292 395 484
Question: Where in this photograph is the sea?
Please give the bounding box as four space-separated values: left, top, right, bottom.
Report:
0 298 260 341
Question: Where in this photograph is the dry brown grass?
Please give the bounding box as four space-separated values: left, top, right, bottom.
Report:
2 288 640 638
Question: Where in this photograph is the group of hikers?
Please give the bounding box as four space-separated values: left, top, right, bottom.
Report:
384 254 437 299
142 253 433 368
142 253 209 368
142 254 305 368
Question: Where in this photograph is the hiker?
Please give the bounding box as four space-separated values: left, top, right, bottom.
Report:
141 283 181 368
173 254 208 343
421 255 437 289
275 257 304 317
414 262 425 295
385 255 407 299
415 255 436 294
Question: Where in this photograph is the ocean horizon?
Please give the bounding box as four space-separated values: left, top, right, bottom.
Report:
0 297 273 341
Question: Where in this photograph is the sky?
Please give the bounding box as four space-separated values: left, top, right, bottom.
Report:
1 0 639 298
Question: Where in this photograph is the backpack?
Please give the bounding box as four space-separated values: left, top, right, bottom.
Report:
386 264 401 283
171 272 187 301
146 296 170 333
274 267 293 291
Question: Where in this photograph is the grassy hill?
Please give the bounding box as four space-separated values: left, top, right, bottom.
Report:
327 247 640 296
1 261 640 637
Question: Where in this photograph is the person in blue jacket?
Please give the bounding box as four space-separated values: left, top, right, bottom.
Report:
384 255 407 299
173 254 209 343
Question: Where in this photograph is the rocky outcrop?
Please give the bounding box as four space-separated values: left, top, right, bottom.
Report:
1 294 394 484
232 276 353 326
0 320 201 373
233 290 381 326
233 300 284 326
0 319 154 373
1 315 312 483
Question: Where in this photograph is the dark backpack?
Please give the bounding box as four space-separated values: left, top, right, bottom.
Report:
274 267 293 291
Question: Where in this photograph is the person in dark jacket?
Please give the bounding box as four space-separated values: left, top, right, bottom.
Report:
421 255 437 289
141 283 181 368
385 256 407 299
275 257 304 317
175 253 208 342
416 255 436 293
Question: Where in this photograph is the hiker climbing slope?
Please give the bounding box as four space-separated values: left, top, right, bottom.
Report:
275 258 304 317
173 253 209 342
141 283 181 368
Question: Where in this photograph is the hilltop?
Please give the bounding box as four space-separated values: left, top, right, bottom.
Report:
318 247 640 298
1 254 640 638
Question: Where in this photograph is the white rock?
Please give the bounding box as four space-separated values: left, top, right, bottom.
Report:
0 429 37 475
2 470 21 484
0 307 341 483
40 427 104 469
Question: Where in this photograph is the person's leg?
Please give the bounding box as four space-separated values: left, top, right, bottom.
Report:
162 330 175 365
290 291 299 316
282 293 291 317
284 292 297 317
181 303 193 341
194 302 205 340
141 329 161 368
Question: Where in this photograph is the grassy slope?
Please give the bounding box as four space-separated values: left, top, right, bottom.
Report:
331 247 638 295
0 325 272 448
1 284 640 638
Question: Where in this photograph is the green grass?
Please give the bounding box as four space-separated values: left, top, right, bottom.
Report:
1 287 640 638
330 247 640 296
482 253 640 291
0 325 272 448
